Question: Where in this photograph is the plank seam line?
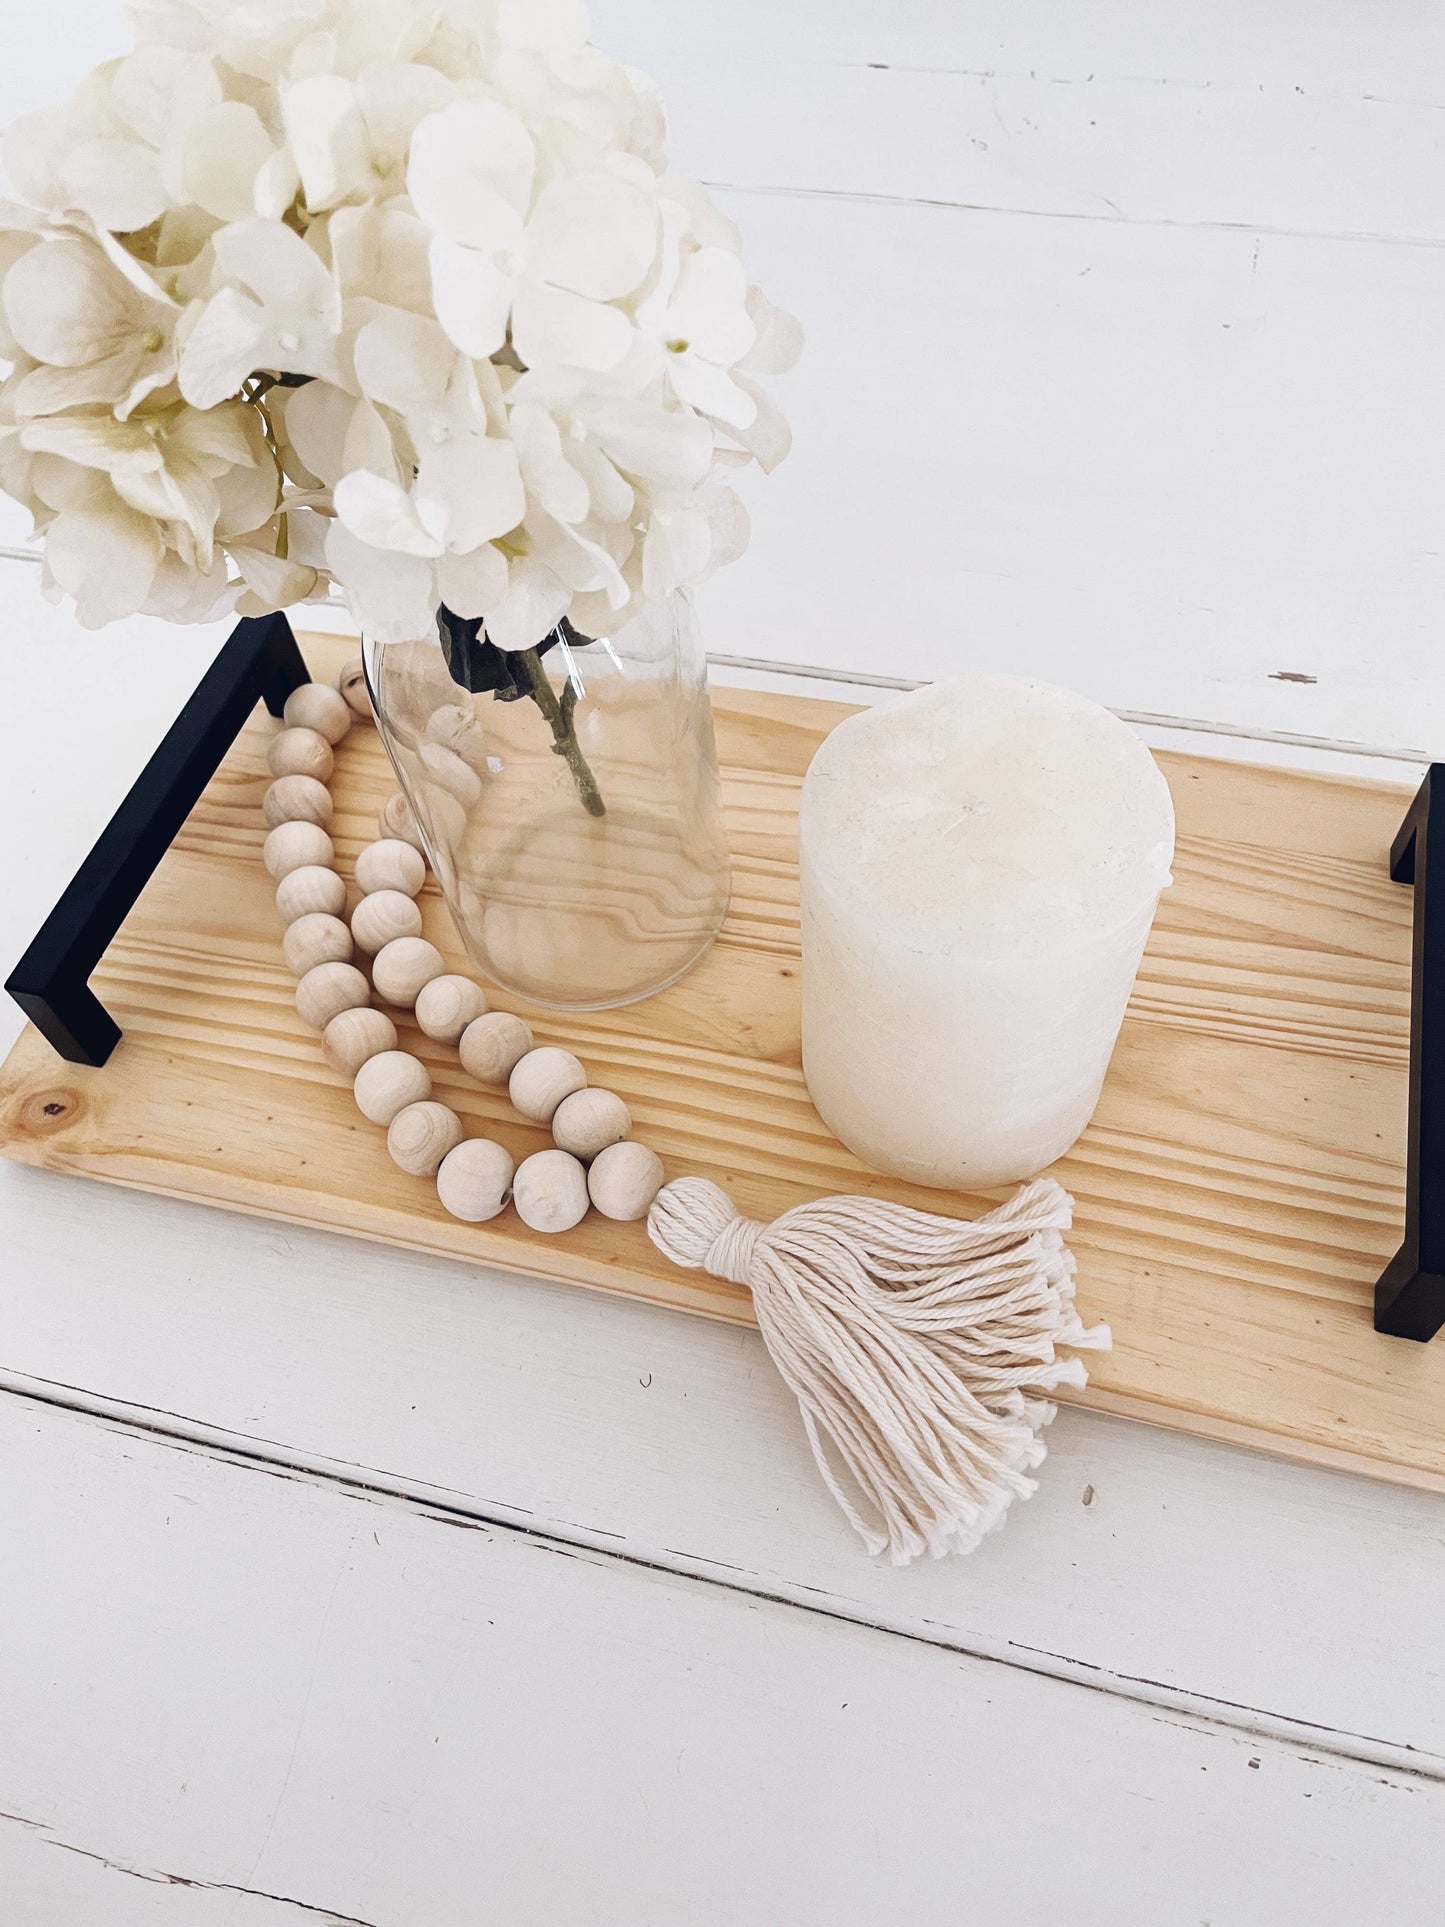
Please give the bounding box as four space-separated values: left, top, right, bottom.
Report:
708 653 1435 763
0 1806 380 1925
0 550 1428 761
706 177 1445 251
4 1371 1440 1785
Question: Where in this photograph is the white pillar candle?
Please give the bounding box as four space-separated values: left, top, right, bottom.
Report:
800 675 1175 1190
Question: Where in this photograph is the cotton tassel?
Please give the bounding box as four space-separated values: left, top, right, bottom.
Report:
648 1176 1111 1566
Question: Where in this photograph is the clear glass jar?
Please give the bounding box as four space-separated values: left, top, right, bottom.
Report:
363 594 731 1010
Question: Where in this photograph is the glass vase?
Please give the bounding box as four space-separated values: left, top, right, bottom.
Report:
362 594 731 1011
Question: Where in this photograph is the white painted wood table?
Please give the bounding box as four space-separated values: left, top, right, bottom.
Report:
4 3 1445 1921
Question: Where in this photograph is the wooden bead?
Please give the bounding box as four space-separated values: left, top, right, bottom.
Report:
419 740 483 806
355 838 426 898
509 1047 587 1125
388 1101 464 1178
436 1139 515 1223
354 1050 432 1126
371 936 446 1009
424 703 488 769
322 1006 397 1078
513 1149 590 1234
380 791 425 852
264 820 334 881
268 726 334 783
587 1141 665 1222
282 912 353 978
295 960 370 1030
350 889 423 956
263 774 333 830
283 681 352 745
338 656 372 718
276 864 347 924
458 1012 534 1085
551 1088 631 1162
414 975 489 1045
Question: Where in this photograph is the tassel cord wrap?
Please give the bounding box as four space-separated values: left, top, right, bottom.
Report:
649 1177 1110 1566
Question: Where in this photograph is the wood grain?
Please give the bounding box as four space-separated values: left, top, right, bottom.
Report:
0 635 1430 1488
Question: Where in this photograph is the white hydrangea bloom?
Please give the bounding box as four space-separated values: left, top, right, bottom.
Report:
0 0 799 649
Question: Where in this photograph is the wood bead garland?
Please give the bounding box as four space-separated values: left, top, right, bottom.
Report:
458 1012 534 1085
283 912 353 978
436 1139 514 1222
264 820 334 881
551 1088 631 1162
268 726 334 784
588 1141 665 1222
509 1047 587 1124
276 864 347 924
415 975 489 1045
338 657 371 718
388 1101 464 1177
296 960 370 1031
371 937 445 1009
264 774 333 829
380 791 425 851
354 1050 432 1126
350 890 423 956
355 838 426 898
257 671 1106 1571
283 682 352 745
513 1149 590 1234
322 1007 397 1078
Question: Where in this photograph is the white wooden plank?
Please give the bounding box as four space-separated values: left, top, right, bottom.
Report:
0 1825 327 1927
596 0 1445 98
5 1161 1445 1776
2 1391 1441 1927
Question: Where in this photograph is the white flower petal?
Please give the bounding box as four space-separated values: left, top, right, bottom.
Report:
283 378 360 484
45 503 164 628
332 204 432 310
58 138 170 234
335 467 444 557
3 239 138 366
227 533 320 609
143 549 237 624
281 75 369 210
525 175 657 302
326 518 436 645
415 432 525 551
3 106 79 213
111 46 221 147
341 394 402 480
482 555 571 652
667 348 757 430
407 99 533 250
353 307 454 413
212 217 341 331
427 236 511 359
436 542 508 618
741 287 803 375
570 438 634 522
698 476 751 569
511 401 589 524
729 370 792 472
177 285 268 408
666 247 755 366
168 101 279 224
497 0 587 58
511 277 633 373
254 148 303 221
643 502 712 599
357 63 454 167
586 398 714 488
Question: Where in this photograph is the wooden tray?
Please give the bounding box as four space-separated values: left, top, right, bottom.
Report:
1 635 1436 1491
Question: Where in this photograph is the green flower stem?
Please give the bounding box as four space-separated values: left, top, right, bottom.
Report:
517 646 606 818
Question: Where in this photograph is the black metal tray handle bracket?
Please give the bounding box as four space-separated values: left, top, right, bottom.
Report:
1376 764 1445 1341
4 614 309 1068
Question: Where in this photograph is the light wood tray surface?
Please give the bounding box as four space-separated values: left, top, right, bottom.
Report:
1 636 1436 1491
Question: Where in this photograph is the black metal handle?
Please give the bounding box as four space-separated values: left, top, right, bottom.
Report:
4 612 309 1067
1375 765 1445 1340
